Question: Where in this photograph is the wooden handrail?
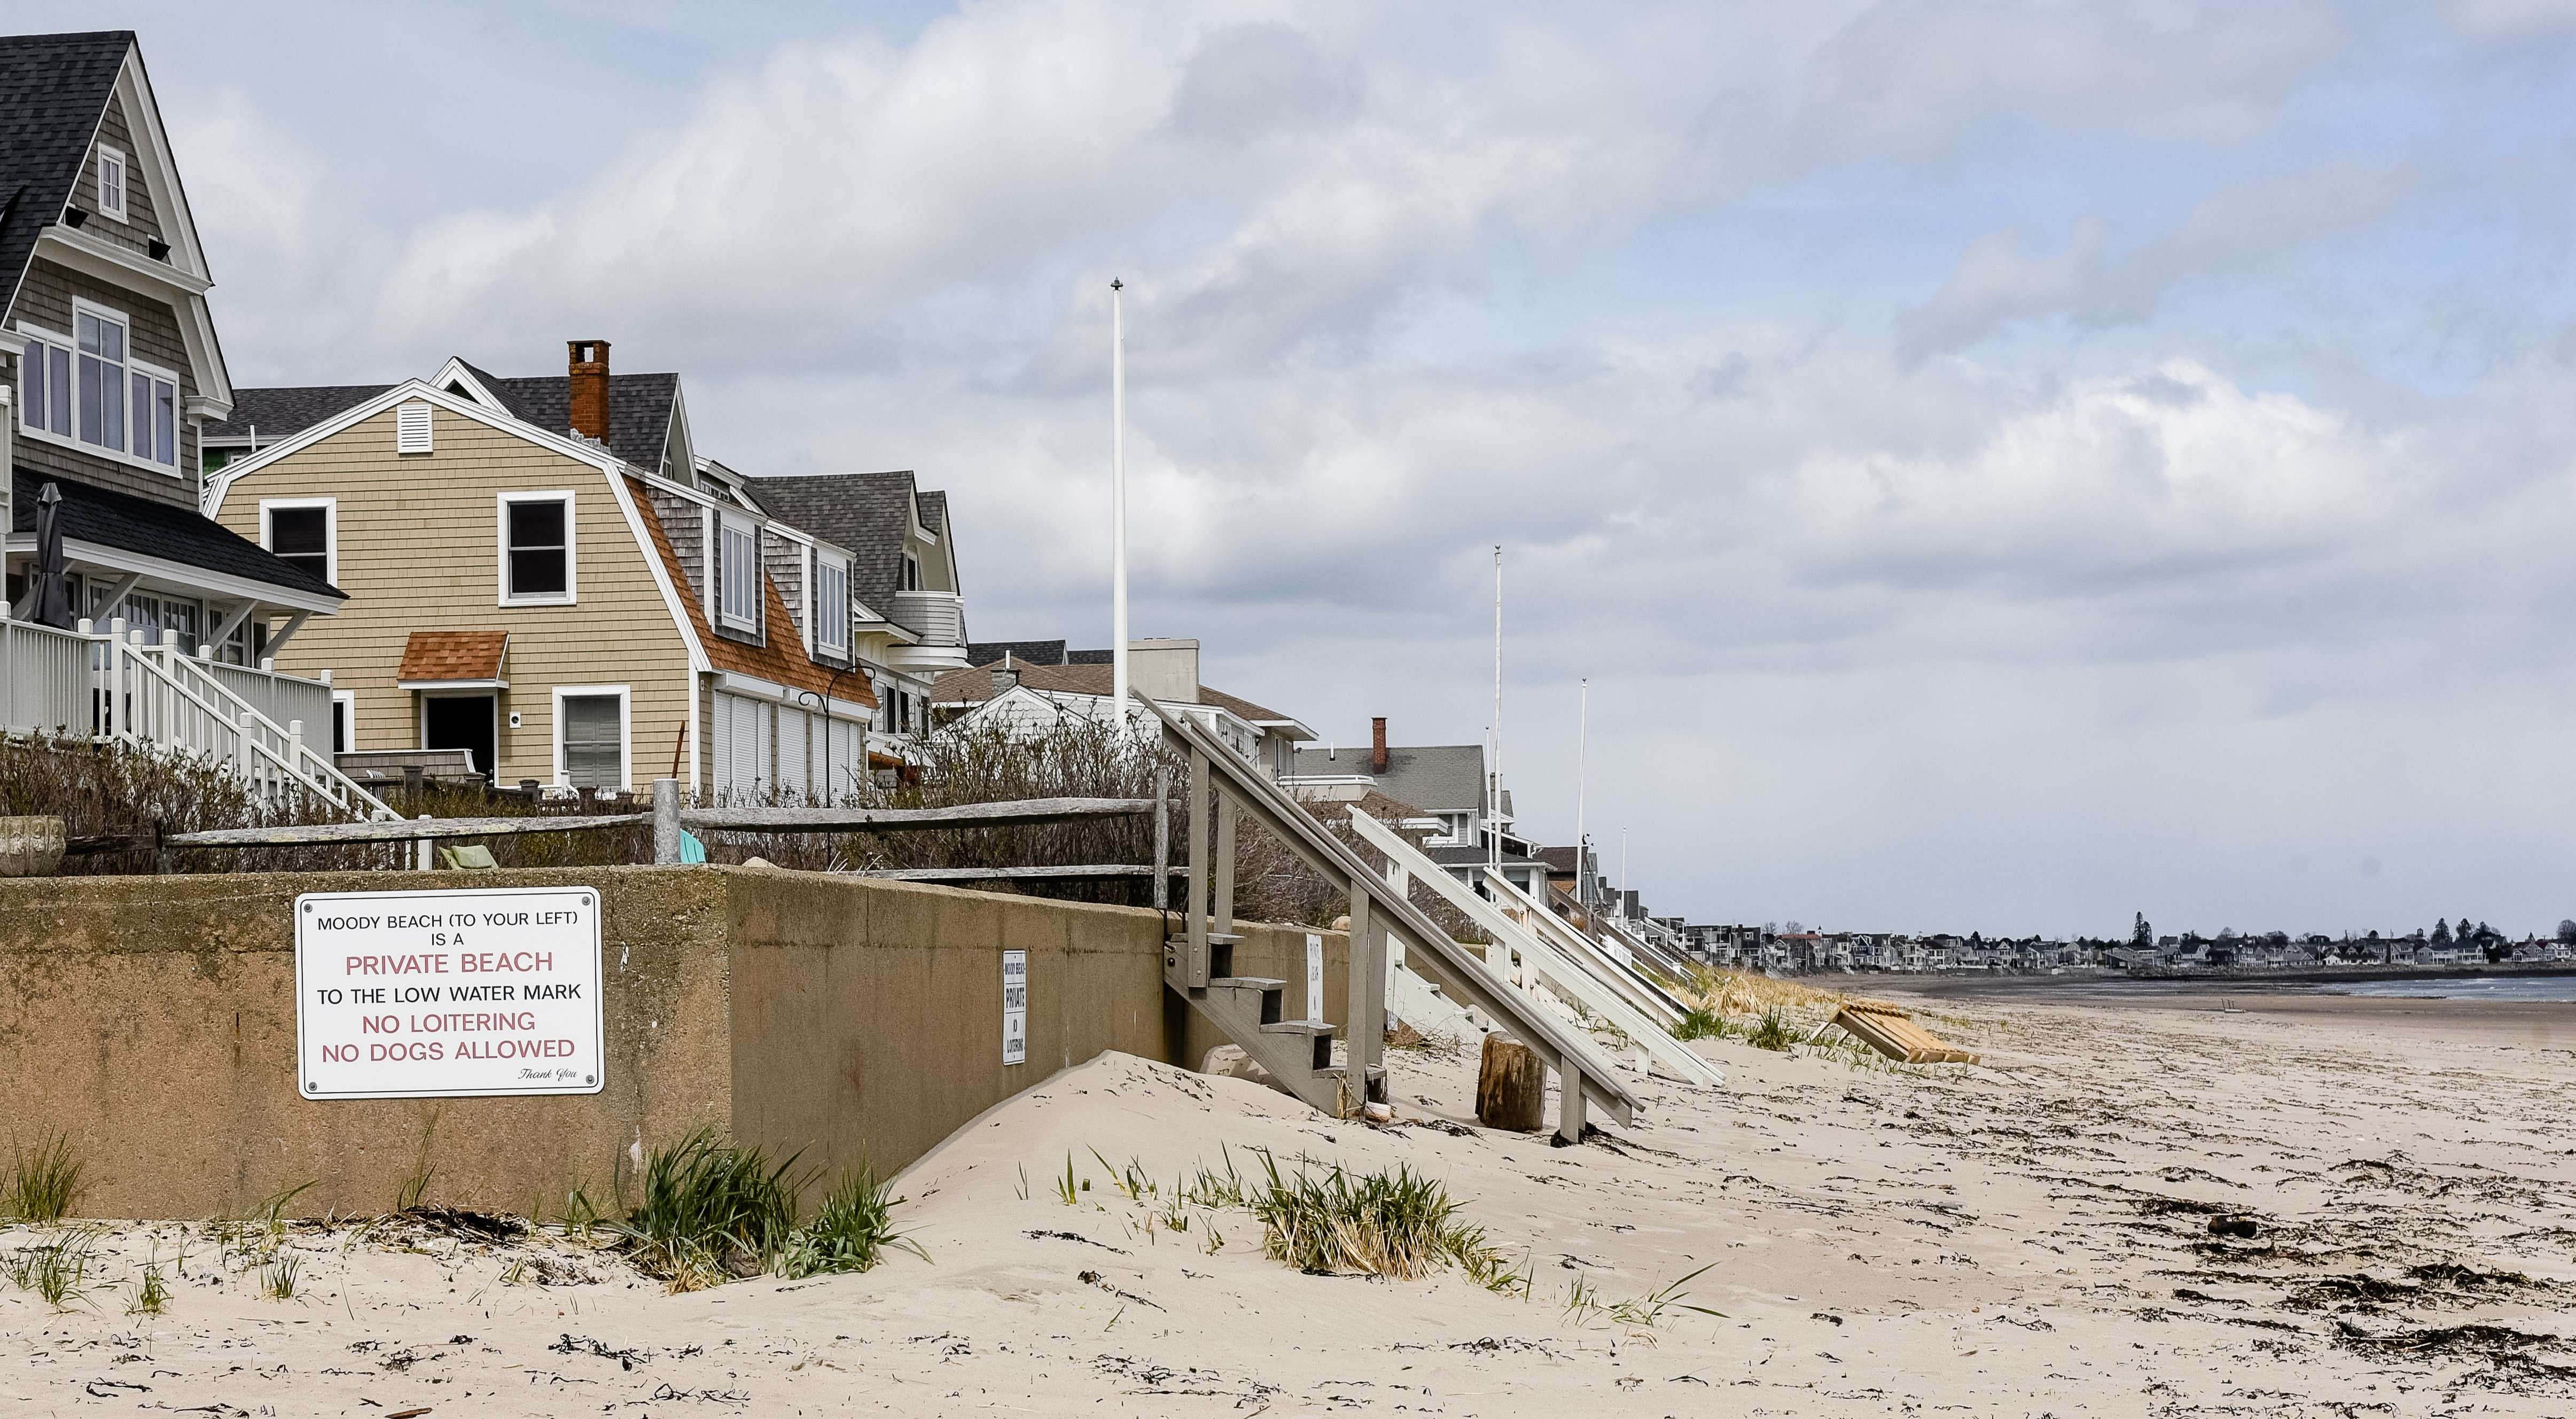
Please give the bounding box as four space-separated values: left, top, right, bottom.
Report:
681 797 1154 831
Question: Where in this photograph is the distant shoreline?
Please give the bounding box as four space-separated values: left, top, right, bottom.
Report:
1790 963 2576 989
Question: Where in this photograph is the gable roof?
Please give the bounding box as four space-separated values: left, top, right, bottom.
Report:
204 384 393 445
737 470 928 614
627 476 874 708
471 368 678 472
12 465 342 601
1285 742 1487 815
925 660 1307 736
0 32 130 324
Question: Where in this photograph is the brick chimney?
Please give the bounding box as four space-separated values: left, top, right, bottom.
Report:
567 340 611 443
1371 717 1387 775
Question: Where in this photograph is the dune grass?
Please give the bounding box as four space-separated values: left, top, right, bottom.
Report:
1246 1151 1505 1282
5 1134 84 1223
616 1128 919 1291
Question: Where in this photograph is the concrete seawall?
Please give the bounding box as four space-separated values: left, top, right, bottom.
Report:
0 865 1345 1218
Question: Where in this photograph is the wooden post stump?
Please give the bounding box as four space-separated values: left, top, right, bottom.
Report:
1476 1035 1546 1132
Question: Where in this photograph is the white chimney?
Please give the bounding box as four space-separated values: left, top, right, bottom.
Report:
1127 637 1199 705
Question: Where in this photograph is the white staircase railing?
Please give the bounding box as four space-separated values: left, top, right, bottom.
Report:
1345 808 1722 1088
148 640 396 821
0 613 395 822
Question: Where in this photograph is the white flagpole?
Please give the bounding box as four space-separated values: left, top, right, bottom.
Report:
1110 278 1129 719
1490 544 1503 879
1575 675 1588 909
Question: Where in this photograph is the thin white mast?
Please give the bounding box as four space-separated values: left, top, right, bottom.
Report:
1575 676 1588 909
1110 279 1129 719
1490 544 1503 879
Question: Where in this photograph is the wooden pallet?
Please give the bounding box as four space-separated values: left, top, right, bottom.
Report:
1832 1004 1979 1065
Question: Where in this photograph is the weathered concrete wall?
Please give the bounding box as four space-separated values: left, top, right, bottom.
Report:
0 866 1346 1219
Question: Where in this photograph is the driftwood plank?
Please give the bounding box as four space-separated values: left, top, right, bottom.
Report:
683 798 1155 832
165 814 649 849
846 864 1186 882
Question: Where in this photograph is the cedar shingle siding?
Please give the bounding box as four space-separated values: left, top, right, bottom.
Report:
68 93 165 251
214 406 695 790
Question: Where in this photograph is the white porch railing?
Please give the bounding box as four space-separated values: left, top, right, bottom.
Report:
0 614 396 822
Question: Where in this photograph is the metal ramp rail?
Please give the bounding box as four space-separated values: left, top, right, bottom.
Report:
1345 808 1721 1089
1141 690 1641 1142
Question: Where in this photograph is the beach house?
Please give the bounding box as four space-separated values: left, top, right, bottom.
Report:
204 342 902 797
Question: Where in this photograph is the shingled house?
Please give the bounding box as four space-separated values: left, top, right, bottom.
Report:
204 341 902 796
927 637 1315 777
2 30 342 667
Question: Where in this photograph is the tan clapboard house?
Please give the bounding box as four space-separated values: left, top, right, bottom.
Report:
204 343 909 798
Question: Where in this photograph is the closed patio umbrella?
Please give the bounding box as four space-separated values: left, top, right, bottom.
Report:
29 482 73 629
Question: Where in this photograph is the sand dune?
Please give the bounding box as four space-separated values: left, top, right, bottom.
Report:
5 987 2573 1415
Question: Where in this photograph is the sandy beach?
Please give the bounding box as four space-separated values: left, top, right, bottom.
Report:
7 983 2575 1417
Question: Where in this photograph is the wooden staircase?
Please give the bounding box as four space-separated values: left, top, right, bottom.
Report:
1167 926 1372 1114
1142 691 1635 1139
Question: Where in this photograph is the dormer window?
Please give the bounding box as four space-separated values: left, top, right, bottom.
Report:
96 146 127 223
900 552 922 591
716 513 761 633
814 551 849 656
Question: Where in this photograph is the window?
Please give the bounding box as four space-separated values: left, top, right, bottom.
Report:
498 493 574 604
331 691 356 755
18 306 178 470
716 515 760 631
396 402 433 454
96 147 127 222
261 500 334 586
555 687 627 790
900 552 922 591
813 552 849 655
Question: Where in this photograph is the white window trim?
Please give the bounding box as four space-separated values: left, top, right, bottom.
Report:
551 683 632 791
900 551 922 592
497 489 577 607
19 305 183 477
813 549 850 656
330 689 357 755
715 512 761 633
95 145 128 223
259 496 338 586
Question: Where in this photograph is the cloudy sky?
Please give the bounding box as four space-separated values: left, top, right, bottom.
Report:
51 1 2576 935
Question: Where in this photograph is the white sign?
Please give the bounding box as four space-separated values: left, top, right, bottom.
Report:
1306 932 1326 1023
295 886 604 1100
1001 949 1028 1065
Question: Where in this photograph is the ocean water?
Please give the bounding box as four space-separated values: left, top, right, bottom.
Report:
2330 976 2576 1002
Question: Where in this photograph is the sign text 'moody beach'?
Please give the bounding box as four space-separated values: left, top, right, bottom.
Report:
295 886 605 1100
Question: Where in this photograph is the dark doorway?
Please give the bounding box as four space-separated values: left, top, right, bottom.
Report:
423 694 497 782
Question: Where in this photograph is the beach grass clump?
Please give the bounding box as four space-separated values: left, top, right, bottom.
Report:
1246 1152 1503 1281
775 1166 924 1279
5 1134 84 1222
127 1258 169 1316
4 1226 100 1309
1745 1008 1801 1052
1672 1006 1731 1041
616 1129 923 1291
259 1251 300 1301
616 1128 805 1290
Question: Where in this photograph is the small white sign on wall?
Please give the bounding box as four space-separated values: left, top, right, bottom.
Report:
294 886 604 1100
1001 949 1028 1065
1306 932 1326 1024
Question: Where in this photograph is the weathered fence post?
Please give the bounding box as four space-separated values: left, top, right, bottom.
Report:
652 778 682 865
1151 762 1169 911
415 815 433 871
